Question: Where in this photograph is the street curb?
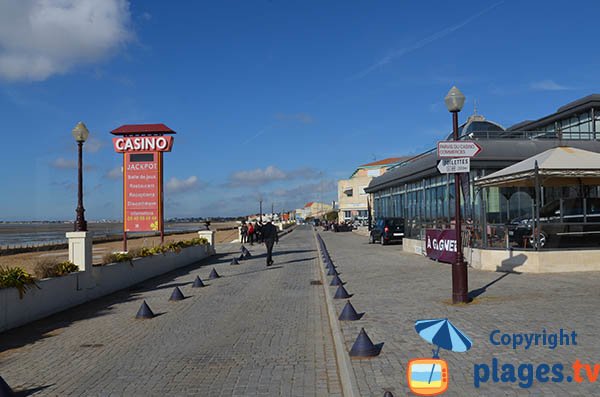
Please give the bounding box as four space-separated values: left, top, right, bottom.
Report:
313 230 359 397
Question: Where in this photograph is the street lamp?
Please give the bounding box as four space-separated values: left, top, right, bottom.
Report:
72 121 89 232
444 86 468 304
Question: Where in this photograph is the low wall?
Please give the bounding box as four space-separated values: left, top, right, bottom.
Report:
403 237 600 273
0 244 211 333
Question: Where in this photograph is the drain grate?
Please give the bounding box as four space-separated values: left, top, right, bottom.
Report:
80 344 104 348
310 280 322 285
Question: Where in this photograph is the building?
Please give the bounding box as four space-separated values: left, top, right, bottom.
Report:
295 202 333 220
338 157 408 223
365 94 600 272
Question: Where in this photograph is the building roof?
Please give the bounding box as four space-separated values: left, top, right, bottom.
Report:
507 94 600 131
365 140 600 193
359 157 408 167
304 202 314 207
111 123 176 135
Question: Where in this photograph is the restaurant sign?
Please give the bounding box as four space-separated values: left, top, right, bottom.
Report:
425 229 457 264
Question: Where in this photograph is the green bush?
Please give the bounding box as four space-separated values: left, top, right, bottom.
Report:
100 237 210 265
102 252 133 265
0 266 38 299
33 259 79 279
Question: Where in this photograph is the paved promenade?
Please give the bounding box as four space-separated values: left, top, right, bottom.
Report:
0 226 341 396
318 230 600 396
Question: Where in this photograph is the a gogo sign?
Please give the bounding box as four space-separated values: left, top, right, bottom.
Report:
425 229 457 264
113 136 174 153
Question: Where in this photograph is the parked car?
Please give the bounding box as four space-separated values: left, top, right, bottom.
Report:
369 218 404 245
508 198 600 248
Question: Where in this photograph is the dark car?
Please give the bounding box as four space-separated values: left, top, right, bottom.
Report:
369 218 405 245
508 198 600 248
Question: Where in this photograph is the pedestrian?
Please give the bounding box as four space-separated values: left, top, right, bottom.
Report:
248 222 255 245
240 222 248 244
256 221 264 243
262 220 279 266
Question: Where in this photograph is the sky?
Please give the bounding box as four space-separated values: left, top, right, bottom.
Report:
0 0 599 221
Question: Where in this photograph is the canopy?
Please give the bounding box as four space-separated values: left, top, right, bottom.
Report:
474 146 600 187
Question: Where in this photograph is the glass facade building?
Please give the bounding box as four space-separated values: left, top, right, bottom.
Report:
367 95 600 250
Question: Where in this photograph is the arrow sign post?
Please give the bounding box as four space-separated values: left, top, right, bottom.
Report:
437 141 481 158
437 157 470 174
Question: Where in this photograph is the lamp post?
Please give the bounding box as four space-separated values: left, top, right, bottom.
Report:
259 198 263 223
72 122 89 232
444 86 468 304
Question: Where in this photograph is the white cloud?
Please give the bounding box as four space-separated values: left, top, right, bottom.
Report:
0 0 133 82
228 166 319 187
229 166 287 186
84 136 104 153
51 157 76 169
105 166 122 180
166 176 201 193
529 80 571 91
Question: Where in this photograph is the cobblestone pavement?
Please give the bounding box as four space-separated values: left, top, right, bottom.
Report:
319 230 600 396
0 226 341 396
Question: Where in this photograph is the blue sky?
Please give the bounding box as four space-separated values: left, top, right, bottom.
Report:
0 0 598 220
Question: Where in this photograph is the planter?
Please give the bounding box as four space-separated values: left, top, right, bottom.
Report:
0 244 211 333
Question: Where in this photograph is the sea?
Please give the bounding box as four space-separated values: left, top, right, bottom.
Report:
0 222 208 249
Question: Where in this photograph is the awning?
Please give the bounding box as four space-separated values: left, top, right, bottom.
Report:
474 146 600 188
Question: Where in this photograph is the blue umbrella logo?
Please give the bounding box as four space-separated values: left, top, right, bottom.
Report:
414 318 472 386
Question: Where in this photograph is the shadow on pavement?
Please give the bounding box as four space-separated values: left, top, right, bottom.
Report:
468 272 514 300
0 253 229 352
225 266 284 278
278 257 315 265
14 384 54 396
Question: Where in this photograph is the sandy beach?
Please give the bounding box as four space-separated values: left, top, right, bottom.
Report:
0 222 239 276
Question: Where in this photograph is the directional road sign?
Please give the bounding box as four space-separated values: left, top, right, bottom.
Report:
437 141 481 158
437 157 470 174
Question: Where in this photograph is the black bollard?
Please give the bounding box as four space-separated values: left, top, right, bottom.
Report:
192 276 205 288
339 301 363 321
333 285 352 299
349 328 383 357
330 275 345 286
135 300 155 319
208 268 220 279
0 376 14 396
169 287 185 301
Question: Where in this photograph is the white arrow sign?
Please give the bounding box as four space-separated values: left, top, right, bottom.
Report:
437 141 482 158
437 157 470 174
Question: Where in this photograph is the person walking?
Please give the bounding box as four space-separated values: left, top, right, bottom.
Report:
248 222 255 245
240 222 248 244
262 220 279 266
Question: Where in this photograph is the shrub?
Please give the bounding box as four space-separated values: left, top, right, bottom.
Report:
128 247 153 258
102 252 133 265
56 261 79 275
0 266 38 298
33 259 79 279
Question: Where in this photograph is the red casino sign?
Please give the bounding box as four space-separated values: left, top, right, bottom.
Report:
111 124 175 250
